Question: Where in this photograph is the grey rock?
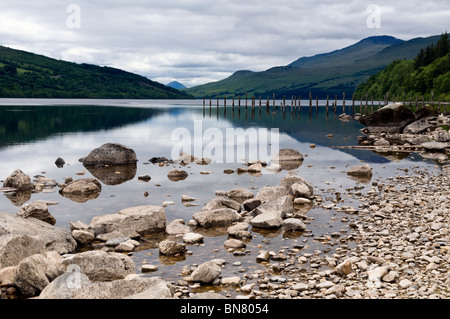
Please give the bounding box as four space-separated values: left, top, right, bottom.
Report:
90 205 167 237
82 143 138 166
2 169 33 191
226 188 254 201
61 251 136 281
347 164 373 178
182 233 204 244
192 208 242 228
0 213 76 255
190 261 221 284
0 234 47 269
166 219 191 235
14 251 65 296
17 201 56 225
202 197 241 212
283 218 306 232
159 240 187 255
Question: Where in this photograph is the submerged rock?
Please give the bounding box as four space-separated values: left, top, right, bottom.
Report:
167 169 188 182
271 148 304 170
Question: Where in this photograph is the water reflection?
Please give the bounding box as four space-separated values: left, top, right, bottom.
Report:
84 165 137 186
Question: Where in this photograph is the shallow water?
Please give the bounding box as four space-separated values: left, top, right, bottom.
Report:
0 99 440 294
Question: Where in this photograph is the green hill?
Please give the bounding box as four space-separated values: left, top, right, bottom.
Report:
0 46 193 99
354 32 450 102
186 35 440 99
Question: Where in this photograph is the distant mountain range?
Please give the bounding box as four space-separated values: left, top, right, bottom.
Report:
166 81 187 90
185 35 441 99
0 46 192 99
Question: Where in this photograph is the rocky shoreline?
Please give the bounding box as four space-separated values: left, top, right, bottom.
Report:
1 115 449 299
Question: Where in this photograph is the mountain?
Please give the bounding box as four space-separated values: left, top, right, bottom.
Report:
354 33 450 101
186 35 441 99
0 46 193 99
166 81 187 90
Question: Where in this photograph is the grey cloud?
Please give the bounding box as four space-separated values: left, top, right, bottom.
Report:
0 0 449 86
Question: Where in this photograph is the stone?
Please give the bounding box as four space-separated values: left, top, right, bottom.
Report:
61 251 136 282
335 260 353 276
399 279 413 289
242 198 261 211
250 210 283 229
82 143 138 166
247 163 262 173
167 169 188 182
182 233 204 244
358 103 416 133
221 276 241 286
226 188 254 201
0 266 17 287
271 148 304 170
55 157 65 168
0 234 47 269
90 205 167 238
181 195 196 202
403 117 434 134
17 201 56 225
367 266 389 283
316 281 334 289
324 285 345 296
72 229 95 245
227 222 252 238
190 292 227 299
202 197 241 212
166 219 191 235
255 186 289 204
256 250 270 262
2 169 33 191
289 182 313 199
347 164 373 178
141 264 158 273
421 142 448 152
192 208 242 228
283 218 306 232
280 172 314 195
138 175 151 182
254 195 293 219
382 271 398 283
13 251 65 297
224 239 246 249
190 261 221 284
159 240 187 256
0 213 76 255
59 178 102 200
40 274 172 299
294 198 311 205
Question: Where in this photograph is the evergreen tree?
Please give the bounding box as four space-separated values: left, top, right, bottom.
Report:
435 31 449 58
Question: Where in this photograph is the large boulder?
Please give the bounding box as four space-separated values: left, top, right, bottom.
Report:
0 234 47 269
90 205 167 238
2 169 33 191
39 274 172 299
82 143 138 166
13 251 65 297
192 208 242 228
17 201 56 225
61 251 136 282
271 148 304 170
0 213 77 255
358 103 415 133
254 195 293 219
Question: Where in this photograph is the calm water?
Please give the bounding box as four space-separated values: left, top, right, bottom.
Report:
0 99 438 293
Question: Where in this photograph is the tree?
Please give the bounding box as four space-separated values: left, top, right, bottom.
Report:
435 31 449 58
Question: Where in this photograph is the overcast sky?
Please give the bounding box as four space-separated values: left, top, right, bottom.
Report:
0 0 449 87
